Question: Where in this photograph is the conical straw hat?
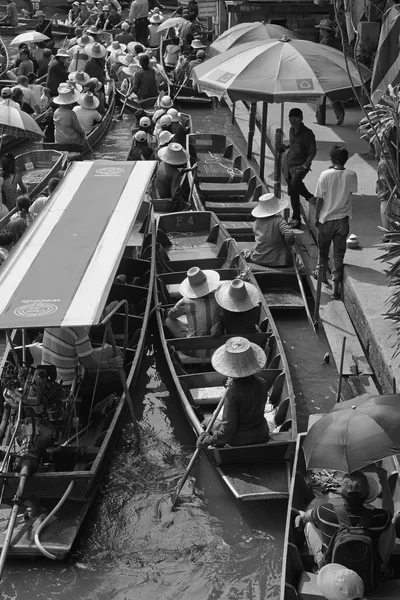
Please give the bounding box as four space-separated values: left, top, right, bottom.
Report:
251 193 289 218
77 91 100 109
158 142 189 165
211 337 266 378
215 279 260 312
85 42 107 58
53 85 81 105
179 267 220 298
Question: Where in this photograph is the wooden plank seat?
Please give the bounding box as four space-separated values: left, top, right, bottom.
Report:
226 221 254 234
167 332 270 352
204 201 258 213
210 432 293 464
179 369 282 394
199 182 249 197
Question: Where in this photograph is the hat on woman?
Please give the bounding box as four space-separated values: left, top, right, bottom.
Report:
107 40 127 52
56 48 70 58
215 279 260 312
118 53 137 66
160 95 173 109
317 564 366 600
315 18 335 31
212 337 266 378
139 116 151 128
191 39 205 49
77 91 100 109
158 130 175 146
85 77 102 91
149 12 163 23
179 266 220 299
158 142 189 165
78 33 94 46
68 70 91 85
134 130 147 143
121 63 138 76
86 25 101 34
251 193 289 218
61 80 82 92
159 114 172 127
53 85 81 105
85 41 107 58
167 108 180 123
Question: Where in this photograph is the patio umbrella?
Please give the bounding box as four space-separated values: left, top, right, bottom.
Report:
11 31 50 45
209 22 298 57
0 106 44 152
303 394 400 473
157 17 186 34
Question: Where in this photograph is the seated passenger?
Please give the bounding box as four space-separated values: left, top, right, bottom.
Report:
10 194 33 226
127 130 155 161
73 91 102 134
165 266 220 338
156 142 191 211
196 336 269 447
248 193 295 268
211 279 261 338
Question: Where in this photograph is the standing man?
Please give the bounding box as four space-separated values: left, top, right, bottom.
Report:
128 0 149 46
0 0 18 26
284 107 317 229
315 19 345 126
314 145 358 299
46 48 70 96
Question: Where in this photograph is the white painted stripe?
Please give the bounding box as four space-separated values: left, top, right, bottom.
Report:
0 162 91 316
61 161 156 326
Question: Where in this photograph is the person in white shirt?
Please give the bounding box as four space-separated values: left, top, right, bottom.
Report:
27 72 44 112
314 145 358 299
13 75 41 113
0 87 20 109
73 91 102 134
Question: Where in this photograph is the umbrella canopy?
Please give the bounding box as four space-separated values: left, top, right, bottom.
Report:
11 30 50 45
303 394 400 473
209 22 298 57
193 38 371 103
157 16 186 34
0 106 44 144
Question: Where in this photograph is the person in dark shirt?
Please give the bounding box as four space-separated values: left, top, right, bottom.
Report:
315 19 345 126
35 10 54 48
283 107 317 229
131 53 158 99
84 42 107 85
211 279 261 338
46 49 69 96
12 87 35 114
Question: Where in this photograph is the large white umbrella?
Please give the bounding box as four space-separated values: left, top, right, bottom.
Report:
209 22 298 57
11 31 50 45
157 17 186 34
0 106 44 152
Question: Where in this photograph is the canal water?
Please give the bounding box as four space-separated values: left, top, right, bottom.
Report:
0 33 350 599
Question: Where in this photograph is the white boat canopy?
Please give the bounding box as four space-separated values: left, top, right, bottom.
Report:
0 160 156 329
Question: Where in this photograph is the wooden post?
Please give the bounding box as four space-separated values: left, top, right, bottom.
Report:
259 102 268 181
273 127 283 198
231 101 236 124
247 102 257 159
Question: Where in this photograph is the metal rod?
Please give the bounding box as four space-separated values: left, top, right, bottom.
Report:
5 330 19 371
0 466 29 580
247 102 257 159
259 102 268 181
22 330 26 365
273 127 283 198
336 337 347 403
313 264 324 330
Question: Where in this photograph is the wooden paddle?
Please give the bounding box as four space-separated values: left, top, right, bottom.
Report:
336 336 346 403
115 84 133 120
170 386 229 509
292 247 317 334
172 74 188 102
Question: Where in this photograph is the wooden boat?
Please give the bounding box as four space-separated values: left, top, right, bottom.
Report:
15 149 66 196
0 37 9 79
281 432 400 600
1 107 53 154
154 210 296 501
0 159 157 565
43 80 116 156
0 23 27 35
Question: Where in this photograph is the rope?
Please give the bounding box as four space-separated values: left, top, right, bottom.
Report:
166 231 194 249
203 151 243 183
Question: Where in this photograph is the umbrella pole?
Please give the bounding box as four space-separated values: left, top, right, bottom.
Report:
247 102 256 159
336 336 346 403
259 102 268 181
231 102 235 125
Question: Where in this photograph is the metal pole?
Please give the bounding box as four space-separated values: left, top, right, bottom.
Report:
247 102 257 159
336 337 347 403
273 128 283 198
259 102 268 181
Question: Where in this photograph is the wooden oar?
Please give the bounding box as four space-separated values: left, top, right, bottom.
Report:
336 336 346 403
292 247 316 334
115 84 133 120
170 386 229 509
172 75 188 102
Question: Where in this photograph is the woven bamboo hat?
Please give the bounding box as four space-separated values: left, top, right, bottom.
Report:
149 12 163 23
77 91 100 109
215 279 260 312
158 142 188 165
179 267 220 299
107 40 126 52
85 41 107 58
118 53 137 66
55 48 70 58
121 63 139 76
68 70 91 85
251 193 289 218
212 337 266 378
77 33 94 46
86 25 101 34
53 84 81 105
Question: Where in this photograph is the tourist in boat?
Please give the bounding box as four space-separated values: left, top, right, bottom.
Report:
127 130 154 161
0 231 13 267
167 109 188 146
13 45 38 72
130 53 159 100
27 72 44 111
17 49 35 78
106 4 121 28
84 77 106 114
46 48 70 96
13 75 41 112
156 141 192 210
30 177 60 218
0 87 20 109
53 85 86 152
157 129 175 150
147 12 163 56
12 87 35 115
68 39 91 73
73 1 91 26
187 48 205 86
0 0 18 26
34 10 55 48
165 266 220 338
10 195 33 226
73 91 102 134
0 153 28 210
37 48 53 80
245 193 295 268
128 0 149 46
115 21 135 45
40 87 51 111
84 42 107 86
96 4 110 29
163 36 180 73
153 95 174 124
154 114 172 139
196 337 270 448
67 1 81 25
67 27 84 48
211 279 261 338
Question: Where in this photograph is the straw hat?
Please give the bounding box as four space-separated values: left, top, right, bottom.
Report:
85 42 107 58
160 95 173 109
251 193 289 218
191 39 205 49
77 91 100 109
158 142 188 165
212 337 266 378
167 108 180 123
317 564 366 600
56 48 70 58
139 116 151 128
107 40 126 52
364 472 380 504
215 279 260 312
134 130 147 142
69 70 91 85
78 33 94 46
53 85 81 105
34 9 45 17
149 12 163 23
118 53 137 66
85 77 102 91
179 267 220 299
158 130 174 146
127 41 145 54
315 18 335 31
86 25 101 34
159 114 172 127
121 63 138 76
60 80 82 93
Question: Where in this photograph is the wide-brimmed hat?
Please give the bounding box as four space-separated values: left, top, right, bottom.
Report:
85 76 101 91
127 41 145 54
60 80 82 92
85 41 107 58
53 85 81 105
121 64 138 76
179 267 220 299
77 91 100 109
149 12 163 23
158 142 188 165
158 130 174 146
160 95 173 109
34 9 45 17
107 40 126 52
139 116 151 128
1 87 12 98
215 279 260 313
315 18 335 31
251 193 289 218
212 337 266 378
167 108 180 123
191 39 205 49
68 70 90 85
77 33 94 46
56 48 70 58
118 53 137 66
317 564 366 600
86 25 101 34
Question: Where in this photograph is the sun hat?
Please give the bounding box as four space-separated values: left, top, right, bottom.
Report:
364 472 380 504
160 95 173 109
191 39 205 49
159 114 172 127
149 12 163 23
68 70 91 85
139 116 151 128
102 4 110 9
61 80 82 92
215 279 260 313
72 1 80 6
158 130 175 146
77 33 94 46
1 87 12 98
315 18 335 31
118 53 137 66
85 41 107 58
127 41 144 54
107 40 126 52
288 107 303 119
340 471 369 502
121 21 130 30
167 108 180 122
77 91 100 109
34 9 45 17
152 7 162 13
56 48 70 58
317 564 366 600
196 49 206 59
134 130 147 143
212 337 266 378
121 63 138 76
179 267 220 299
251 193 289 218
158 142 189 165
86 25 101 34
85 77 102 91
53 85 81 105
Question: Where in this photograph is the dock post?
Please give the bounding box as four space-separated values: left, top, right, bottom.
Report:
247 102 257 159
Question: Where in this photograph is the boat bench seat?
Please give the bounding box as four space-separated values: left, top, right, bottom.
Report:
204 202 258 213
199 182 248 197
298 570 400 600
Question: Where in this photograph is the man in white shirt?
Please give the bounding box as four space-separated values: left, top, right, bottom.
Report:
13 75 41 113
73 91 102 134
314 145 358 299
0 87 20 109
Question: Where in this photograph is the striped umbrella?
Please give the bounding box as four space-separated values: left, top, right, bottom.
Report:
209 22 298 57
0 106 44 152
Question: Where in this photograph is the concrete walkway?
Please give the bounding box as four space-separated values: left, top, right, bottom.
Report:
228 97 400 393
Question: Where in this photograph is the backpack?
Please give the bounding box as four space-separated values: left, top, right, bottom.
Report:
324 505 380 592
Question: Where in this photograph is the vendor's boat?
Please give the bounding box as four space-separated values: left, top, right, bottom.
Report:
154 210 296 501
0 23 27 35
0 159 156 567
